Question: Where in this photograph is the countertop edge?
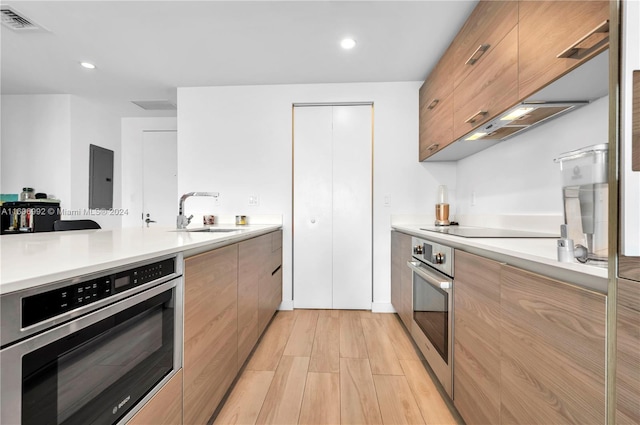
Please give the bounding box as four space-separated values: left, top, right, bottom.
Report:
392 225 608 294
0 225 282 295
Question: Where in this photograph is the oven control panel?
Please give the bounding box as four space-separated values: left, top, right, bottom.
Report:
22 258 175 328
411 237 453 278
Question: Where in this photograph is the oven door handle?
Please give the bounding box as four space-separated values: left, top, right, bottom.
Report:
407 261 451 290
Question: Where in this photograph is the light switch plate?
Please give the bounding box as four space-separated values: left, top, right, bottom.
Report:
248 194 259 206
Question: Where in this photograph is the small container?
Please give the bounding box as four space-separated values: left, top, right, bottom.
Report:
235 215 247 225
203 215 215 225
20 187 35 201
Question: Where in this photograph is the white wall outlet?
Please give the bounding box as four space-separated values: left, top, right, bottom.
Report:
248 194 259 206
214 193 221 206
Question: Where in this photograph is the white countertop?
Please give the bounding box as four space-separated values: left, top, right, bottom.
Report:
0 225 281 295
392 224 608 294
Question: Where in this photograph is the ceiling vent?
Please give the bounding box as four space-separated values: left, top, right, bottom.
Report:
1 6 43 31
131 100 177 111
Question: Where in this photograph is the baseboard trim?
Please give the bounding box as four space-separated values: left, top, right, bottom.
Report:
277 300 294 311
371 302 396 313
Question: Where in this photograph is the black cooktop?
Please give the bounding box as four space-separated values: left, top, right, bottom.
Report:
419 226 558 238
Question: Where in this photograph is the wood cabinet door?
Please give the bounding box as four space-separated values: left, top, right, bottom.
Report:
616 278 640 424
238 233 271 368
183 245 238 425
259 231 282 335
453 26 519 140
127 370 183 425
453 1 518 89
453 251 501 425
518 0 610 99
500 265 606 425
390 231 412 328
419 46 454 161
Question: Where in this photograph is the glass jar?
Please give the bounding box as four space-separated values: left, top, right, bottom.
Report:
20 187 35 201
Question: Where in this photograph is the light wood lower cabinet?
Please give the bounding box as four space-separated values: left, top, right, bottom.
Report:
453 251 501 425
259 230 283 335
450 249 607 425
390 231 412 329
238 233 271 368
183 244 239 425
127 370 183 425
616 278 640 424
500 265 606 425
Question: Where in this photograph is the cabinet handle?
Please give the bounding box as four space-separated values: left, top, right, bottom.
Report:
426 143 439 152
557 20 609 59
465 110 488 124
427 98 439 110
633 71 639 172
465 44 490 65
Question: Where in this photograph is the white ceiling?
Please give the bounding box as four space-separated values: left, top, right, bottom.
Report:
1 1 477 116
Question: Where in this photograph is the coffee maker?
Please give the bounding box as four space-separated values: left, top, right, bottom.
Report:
554 144 608 263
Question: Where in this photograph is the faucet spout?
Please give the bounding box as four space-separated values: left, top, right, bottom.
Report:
177 192 219 229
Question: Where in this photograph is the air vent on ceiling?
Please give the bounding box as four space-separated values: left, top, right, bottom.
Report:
1 6 43 31
131 100 177 111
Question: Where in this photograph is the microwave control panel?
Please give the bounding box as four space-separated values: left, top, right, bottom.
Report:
22 258 175 328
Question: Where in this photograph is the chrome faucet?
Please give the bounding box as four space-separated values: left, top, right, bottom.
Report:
177 192 219 229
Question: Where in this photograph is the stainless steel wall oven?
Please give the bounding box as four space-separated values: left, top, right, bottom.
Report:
1 254 183 425
408 237 453 397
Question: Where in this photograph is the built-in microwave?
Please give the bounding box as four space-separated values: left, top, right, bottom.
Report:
0 254 183 425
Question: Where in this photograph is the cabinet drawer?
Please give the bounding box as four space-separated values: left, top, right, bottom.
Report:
453 1 518 89
419 93 453 161
453 26 518 140
519 0 609 99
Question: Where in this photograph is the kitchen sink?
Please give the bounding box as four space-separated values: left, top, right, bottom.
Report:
187 228 240 233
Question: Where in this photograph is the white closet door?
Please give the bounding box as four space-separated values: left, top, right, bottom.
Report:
332 105 372 309
142 131 177 227
293 104 372 310
293 106 334 308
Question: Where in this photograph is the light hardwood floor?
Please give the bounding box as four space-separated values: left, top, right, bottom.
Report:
213 310 460 425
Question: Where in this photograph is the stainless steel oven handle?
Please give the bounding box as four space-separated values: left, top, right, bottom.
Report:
407 261 451 290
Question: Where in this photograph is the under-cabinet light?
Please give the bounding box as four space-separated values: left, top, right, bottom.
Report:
465 132 487 141
500 107 535 121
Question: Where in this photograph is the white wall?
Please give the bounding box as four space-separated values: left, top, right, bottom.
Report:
456 96 609 226
1 95 72 204
178 82 457 310
121 117 178 228
1 94 124 229
68 96 123 229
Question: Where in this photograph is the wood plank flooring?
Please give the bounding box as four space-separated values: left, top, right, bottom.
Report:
214 310 460 425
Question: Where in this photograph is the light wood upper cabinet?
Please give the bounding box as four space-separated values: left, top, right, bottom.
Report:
500 265 606 425
453 251 501 425
453 1 518 89
390 231 412 328
419 47 455 161
183 245 238 425
518 0 610 100
127 370 183 425
453 26 519 140
238 233 271 368
616 278 640 424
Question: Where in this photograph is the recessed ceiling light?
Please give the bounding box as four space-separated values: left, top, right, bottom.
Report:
340 38 357 50
80 62 96 69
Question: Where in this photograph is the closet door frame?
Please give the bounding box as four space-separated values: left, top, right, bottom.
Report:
292 102 374 310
